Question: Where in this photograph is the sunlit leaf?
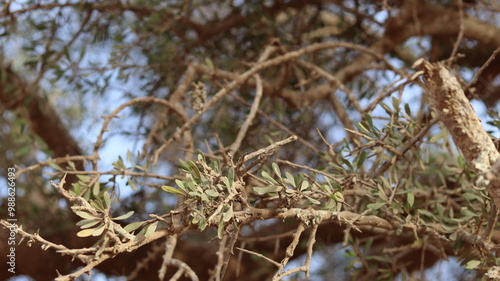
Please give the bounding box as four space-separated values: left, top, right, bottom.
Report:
464 260 481 269
113 211 134 221
76 228 96 237
162 185 185 196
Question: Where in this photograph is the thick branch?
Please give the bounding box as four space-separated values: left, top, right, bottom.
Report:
0 63 83 159
412 59 500 205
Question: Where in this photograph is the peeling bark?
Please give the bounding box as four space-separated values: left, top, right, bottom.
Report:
412 59 500 206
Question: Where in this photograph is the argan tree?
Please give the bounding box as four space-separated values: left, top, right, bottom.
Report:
1 0 500 280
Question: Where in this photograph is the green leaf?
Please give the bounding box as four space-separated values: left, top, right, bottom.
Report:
253 186 276 195
188 161 202 180
356 151 367 169
78 219 101 229
460 208 477 218
380 101 392 115
143 221 158 238
127 150 133 163
223 204 233 222
113 210 134 220
205 189 220 197
15 146 31 157
364 113 373 128
391 96 400 111
197 150 206 162
272 163 281 178
464 260 481 269
418 209 437 220
340 158 353 171
103 192 111 209
333 191 344 202
453 235 463 254
72 182 81 195
305 196 321 205
127 177 137 191
356 122 370 135
261 171 278 184
284 172 295 187
92 180 100 197
90 200 105 212
197 216 207 231
407 192 414 208
73 210 98 220
47 159 63 171
227 167 234 187
404 103 411 116
162 185 185 196
124 221 144 233
112 156 126 170
77 175 91 183
205 57 214 70
377 184 388 201
457 155 465 168
299 181 309 191
217 219 224 239
367 202 385 210
174 179 188 192
222 177 231 190
429 129 447 143
92 224 106 236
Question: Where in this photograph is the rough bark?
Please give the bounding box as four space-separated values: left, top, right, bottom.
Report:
412 59 500 206
3 1 500 280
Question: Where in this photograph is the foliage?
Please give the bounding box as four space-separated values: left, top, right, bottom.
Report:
1 1 500 281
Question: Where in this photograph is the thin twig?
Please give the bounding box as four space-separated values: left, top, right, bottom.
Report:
211 235 228 281
127 243 165 280
271 224 318 280
242 135 297 163
272 223 306 280
465 46 500 92
95 97 187 169
158 234 178 280
169 259 200 281
482 206 499 244
229 74 264 156
235 247 281 267
228 91 319 153
447 0 464 67
154 41 398 163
